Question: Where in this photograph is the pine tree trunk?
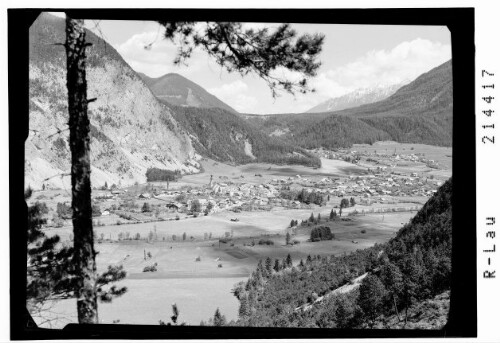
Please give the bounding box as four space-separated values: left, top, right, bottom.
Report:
404 305 408 328
65 17 98 324
393 295 401 322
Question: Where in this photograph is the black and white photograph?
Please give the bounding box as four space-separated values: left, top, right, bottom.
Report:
4 4 491 341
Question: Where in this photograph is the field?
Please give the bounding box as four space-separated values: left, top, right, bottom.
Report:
35 209 413 328
30 141 450 328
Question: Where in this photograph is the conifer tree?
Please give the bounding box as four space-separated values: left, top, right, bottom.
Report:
273 259 281 273
213 308 227 326
358 274 386 327
63 16 324 324
238 295 250 318
380 261 404 321
65 16 97 323
309 212 315 222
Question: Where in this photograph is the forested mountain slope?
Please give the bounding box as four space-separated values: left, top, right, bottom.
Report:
165 104 321 167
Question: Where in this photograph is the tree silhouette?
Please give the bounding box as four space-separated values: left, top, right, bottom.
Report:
339 198 349 216
63 16 324 324
65 16 98 324
273 259 281 272
157 22 324 98
26 190 126 324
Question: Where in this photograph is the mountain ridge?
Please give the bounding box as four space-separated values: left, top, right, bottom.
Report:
138 72 238 114
244 59 453 148
305 82 407 114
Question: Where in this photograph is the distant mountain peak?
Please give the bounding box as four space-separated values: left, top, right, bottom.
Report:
305 81 409 114
138 72 238 114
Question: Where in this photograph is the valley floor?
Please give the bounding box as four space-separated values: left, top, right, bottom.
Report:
27 141 452 328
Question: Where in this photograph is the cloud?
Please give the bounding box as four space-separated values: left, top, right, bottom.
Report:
208 80 259 113
320 38 451 93
254 38 451 114
115 30 208 77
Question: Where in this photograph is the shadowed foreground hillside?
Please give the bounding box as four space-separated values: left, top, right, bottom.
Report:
229 178 452 328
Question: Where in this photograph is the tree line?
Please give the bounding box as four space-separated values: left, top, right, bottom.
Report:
145 168 181 182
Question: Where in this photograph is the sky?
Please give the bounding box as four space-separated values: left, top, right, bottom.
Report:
78 17 451 114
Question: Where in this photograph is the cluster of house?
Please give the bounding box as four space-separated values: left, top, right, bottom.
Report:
269 172 441 200
92 167 442 218
314 147 442 170
318 173 440 198
124 181 284 214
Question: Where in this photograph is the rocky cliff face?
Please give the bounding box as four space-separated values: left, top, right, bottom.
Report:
26 13 200 190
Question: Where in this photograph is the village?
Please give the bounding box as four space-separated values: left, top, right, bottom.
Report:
81 160 443 229
31 140 451 236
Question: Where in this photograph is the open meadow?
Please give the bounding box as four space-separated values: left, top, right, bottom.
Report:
35 208 414 327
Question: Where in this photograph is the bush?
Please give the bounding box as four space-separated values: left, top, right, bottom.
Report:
258 239 274 246
175 194 187 203
143 263 158 272
142 202 151 212
190 199 202 213
361 229 367 234
56 202 72 219
53 217 64 228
